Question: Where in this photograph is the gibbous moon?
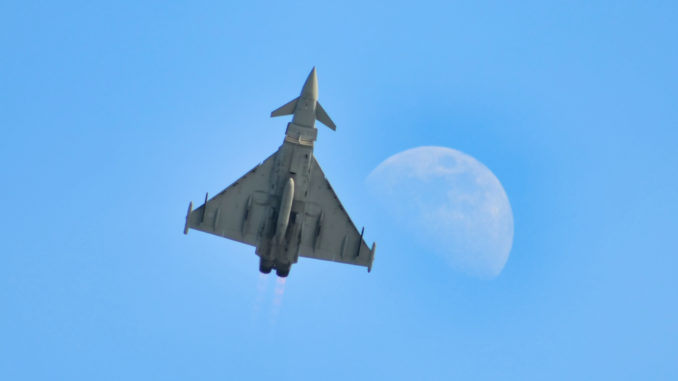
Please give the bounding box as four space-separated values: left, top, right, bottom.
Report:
367 146 514 278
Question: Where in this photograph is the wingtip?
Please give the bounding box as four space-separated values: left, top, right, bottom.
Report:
184 201 193 235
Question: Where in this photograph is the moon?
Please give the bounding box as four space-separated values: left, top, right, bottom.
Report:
366 146 514 278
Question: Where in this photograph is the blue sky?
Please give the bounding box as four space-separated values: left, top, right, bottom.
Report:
2 1 677 379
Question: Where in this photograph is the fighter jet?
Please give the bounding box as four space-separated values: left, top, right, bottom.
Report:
184 68 375 277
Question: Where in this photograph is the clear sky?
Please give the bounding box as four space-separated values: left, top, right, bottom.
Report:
2 1 677 379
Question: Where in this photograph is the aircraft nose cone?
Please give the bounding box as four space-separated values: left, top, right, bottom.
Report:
300 67 318 100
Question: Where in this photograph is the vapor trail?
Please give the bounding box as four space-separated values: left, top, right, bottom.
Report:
251 273 269 322
269 277 287 326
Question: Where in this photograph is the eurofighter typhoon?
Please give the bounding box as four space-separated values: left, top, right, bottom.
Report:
184 68 375 277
